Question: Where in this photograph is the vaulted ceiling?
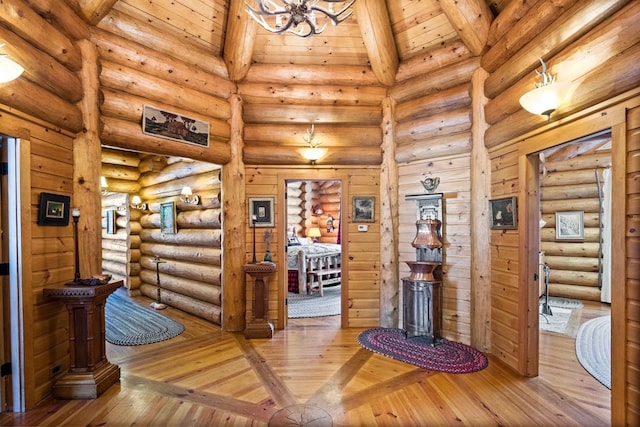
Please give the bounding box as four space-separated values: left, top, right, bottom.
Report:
71 0 513 86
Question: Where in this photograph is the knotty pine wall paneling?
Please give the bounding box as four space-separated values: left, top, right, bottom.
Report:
0 108 77 408
622 105 640 425
245 166 379 329
392 50 476 345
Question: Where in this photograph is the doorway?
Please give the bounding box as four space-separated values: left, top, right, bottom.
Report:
534 130 612 405
285 179 342 323
0 135 25 412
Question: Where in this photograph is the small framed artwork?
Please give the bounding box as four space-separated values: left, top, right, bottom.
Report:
556 211 584 240
249 197 275 227
160 202 177 234
489 196 517 230
353 196 375 223
37 192 71 226
106 209 116 235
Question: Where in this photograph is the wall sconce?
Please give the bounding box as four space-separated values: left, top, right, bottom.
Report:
0 44 24 83
307 227 321 243
130 195 147 210
301 124 326 165
519 58 567 120
326 214 334 233
180 186 199 205
312 204 324 216
100 176 109 195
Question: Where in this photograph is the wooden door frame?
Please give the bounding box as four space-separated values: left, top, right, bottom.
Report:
276 170 349 330
510 91 638 424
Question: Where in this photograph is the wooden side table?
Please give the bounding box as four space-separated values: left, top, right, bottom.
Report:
43 280 123 399
243 262 277 339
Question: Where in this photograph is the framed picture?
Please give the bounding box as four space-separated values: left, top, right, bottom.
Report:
249 197 275 227
353 196 375 223
106 209 116 235
37 192 71 226
556 211 584 240
160 202 177 234
489 196 517 230
142 105 210 148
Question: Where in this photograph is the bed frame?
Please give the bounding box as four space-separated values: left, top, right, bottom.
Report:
297 250 341 296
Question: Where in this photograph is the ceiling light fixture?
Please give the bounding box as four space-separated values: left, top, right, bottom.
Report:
301 124 326 164
0 44 24 84
519 58 567 120
245 0 355 37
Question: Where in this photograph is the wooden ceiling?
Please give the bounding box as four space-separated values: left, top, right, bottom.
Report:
73 0 514 83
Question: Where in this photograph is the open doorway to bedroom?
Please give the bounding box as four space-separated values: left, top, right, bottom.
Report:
285 179 342 323
534 129 612 413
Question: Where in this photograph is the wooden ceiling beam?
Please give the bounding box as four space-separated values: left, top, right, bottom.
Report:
224 0 257 82
439 0 493 56
355 0 398 87
75 0 119 25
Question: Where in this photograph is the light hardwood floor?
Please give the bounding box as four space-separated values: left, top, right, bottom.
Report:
0 295 611 426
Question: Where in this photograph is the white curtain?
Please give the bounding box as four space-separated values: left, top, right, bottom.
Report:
601 167 612 303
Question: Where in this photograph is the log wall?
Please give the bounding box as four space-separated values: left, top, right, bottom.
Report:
539 147 612 301
239 65 385 166
136 158 223 324
286 181 306 238
288 180 342 244
90 27 232 164
101 192 129 285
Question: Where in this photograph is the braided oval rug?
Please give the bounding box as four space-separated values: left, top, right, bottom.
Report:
357 328 488 373
105 293 185 346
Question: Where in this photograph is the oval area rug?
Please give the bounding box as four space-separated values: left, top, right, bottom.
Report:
106 293 185 346
357 328 488 373
575 315 611 389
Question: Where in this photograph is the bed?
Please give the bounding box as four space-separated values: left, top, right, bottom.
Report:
288 242 341 295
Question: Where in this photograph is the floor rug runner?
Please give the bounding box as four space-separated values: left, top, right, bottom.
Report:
105 293 185 346
576 315 611 389
357 328 488 373
288 285 340 318
539 297 583 337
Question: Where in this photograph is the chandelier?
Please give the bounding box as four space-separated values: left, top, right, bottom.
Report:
245 0 356 37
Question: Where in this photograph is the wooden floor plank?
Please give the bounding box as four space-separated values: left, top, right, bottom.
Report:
0 294 611 426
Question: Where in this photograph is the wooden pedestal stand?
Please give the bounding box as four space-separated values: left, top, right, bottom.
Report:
43 281 123 399
243 262 276 339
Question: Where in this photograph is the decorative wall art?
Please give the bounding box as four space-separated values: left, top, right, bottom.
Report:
489 196 517 230
160 202 177 234
37 192 71 226
249 197 275 227
353 196 375 223
142 105 209 147
555 211 584 240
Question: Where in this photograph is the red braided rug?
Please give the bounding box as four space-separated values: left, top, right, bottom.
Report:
357 328 488 373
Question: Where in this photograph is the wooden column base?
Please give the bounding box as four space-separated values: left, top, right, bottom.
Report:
244 320 274 339
53 362 120 400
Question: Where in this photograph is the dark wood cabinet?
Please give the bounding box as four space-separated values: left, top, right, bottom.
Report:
43 281 122 399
